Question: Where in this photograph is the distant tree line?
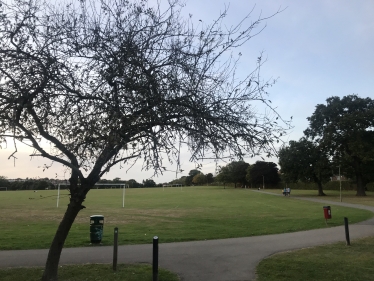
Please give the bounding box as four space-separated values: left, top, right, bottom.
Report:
166 161 280 188
215 161 280 188
0 177 55 190
0 163 279 190
98 177 157 188
168 169 215 186
0 176 160 190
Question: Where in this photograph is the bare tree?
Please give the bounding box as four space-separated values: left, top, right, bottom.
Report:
0 0 289 280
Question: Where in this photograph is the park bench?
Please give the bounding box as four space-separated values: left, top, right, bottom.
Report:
283 189 291 196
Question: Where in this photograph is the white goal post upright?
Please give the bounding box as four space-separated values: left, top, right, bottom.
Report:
56 183 128 208
122 184 125 208
57 184 60 208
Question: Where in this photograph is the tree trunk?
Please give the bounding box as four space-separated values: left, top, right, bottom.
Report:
353 158 366 196
356 172 366 196
317 182 326 196
42 199 85 281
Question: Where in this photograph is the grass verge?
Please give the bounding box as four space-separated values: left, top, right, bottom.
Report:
256 236 374 281
0 263 179 281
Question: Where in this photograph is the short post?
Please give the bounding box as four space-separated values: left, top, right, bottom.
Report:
113 227 118 271
344 217 350 246
153 236 159 281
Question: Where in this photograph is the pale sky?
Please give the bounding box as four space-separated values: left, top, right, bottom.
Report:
1 0 373 183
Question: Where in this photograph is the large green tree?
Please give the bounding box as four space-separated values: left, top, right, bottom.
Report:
0 176 9 188
0 0 288 279
169 176 186 186
278 139 331 196
215 165 231 188
229 161 250 187
332 135 374 187
304 95 374 196
126 179 142 188
142 179 156 187
216 161 249 187
192 173 206 185
247 161 280 188
185 169 201 186
206 173 214 184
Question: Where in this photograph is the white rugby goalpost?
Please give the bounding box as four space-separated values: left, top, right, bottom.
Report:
57 183 129 208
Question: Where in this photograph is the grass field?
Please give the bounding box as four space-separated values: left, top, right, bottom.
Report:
0 186 373 250
256 236 374 281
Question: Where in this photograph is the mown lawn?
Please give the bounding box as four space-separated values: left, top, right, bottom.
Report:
0 186 372 250
0 263 179 281
256 236 374 281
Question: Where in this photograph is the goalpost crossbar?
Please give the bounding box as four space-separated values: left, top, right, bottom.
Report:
56 183 129 208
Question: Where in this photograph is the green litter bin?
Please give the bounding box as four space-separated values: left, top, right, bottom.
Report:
90 215 104 243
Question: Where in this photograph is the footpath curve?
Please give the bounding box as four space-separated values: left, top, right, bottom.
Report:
1 190 374 281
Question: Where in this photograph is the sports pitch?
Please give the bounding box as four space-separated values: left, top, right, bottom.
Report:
1 186 372 250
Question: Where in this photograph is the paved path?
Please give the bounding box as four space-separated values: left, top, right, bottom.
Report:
1 191 374 281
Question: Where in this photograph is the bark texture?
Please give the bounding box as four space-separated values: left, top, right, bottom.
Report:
353 158 366 196
317 182 326 196
41 195 86 281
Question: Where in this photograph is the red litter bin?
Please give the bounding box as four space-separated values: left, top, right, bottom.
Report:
323 206 331 219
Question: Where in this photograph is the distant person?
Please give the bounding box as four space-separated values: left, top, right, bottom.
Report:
283 187 287 196
286 187 291 196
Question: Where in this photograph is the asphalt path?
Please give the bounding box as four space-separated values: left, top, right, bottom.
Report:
1 190 374 281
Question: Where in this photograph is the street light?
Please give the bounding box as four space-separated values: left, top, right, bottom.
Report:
262 175 265 189
339 165 342 202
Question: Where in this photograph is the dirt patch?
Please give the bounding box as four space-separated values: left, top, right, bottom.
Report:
0 208 64 223
74 208 205 225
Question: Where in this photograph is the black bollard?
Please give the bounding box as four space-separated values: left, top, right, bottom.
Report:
344 217 350 246
153 236 159 281
113 227 118 271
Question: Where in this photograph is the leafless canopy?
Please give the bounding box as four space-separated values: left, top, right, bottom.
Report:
0 1 291 279
0 0 289 183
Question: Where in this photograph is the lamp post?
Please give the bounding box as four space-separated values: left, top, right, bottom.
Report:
262 175 265 189
339 165 342 202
